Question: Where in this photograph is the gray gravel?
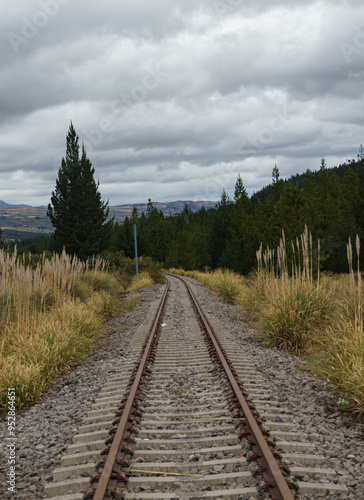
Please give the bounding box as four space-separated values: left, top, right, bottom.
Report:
1 276 363 499
185 276 364 499
0 286 163 500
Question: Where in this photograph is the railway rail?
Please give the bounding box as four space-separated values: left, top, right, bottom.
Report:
44 274 348 500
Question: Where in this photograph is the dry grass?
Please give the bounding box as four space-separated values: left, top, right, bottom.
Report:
0 249 122 411
123 295 138 312
244 228 334 354
170 230 364 414
168 268 245 304
309 237 364 413
127 271 154 291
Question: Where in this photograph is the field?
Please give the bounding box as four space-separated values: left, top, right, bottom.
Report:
0 200 216 240
0 206 53 240
169 228 364 415
0 249 156 411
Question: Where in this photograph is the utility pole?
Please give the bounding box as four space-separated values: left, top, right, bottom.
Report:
133 223 138 278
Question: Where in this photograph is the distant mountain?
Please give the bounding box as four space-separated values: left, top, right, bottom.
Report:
0 199 216 212
0 200 217 240
110 200 217 220
0 200 33 208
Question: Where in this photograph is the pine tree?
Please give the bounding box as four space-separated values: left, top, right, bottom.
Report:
230 175 253 273
47 123 113 259
0 228 3 249
273 182 306 243
118 216 135 258
146 199 154 218
358 144 364 161
302 169 317 232
342 168 359 237
209 190 233 268
317 157 342 237
272 164 283 204
266 165 284 246
131 206 139 222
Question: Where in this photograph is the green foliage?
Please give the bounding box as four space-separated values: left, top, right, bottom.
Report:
144 200 169 262
260 281 333 353
127 271 154 291
105 147 364 276
99 251 164 288
131 256 164 284
7 235 53 254
212 269 242 303
209 190 234 268
123 295 137 312
73 272 121 302
47 123 113 260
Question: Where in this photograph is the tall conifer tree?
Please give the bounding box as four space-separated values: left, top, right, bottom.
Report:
47 123 113 259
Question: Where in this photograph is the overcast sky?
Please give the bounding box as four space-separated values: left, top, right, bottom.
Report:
1 0 364 206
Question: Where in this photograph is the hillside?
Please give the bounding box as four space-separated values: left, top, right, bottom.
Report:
109 200 216 221
0 200 216 240
254 156 364 197
0 200 34 208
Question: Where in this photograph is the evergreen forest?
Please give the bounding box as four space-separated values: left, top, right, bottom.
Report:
14 149 364 275
108 152 364 275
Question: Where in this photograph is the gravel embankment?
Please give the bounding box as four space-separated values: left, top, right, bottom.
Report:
1 277 363 499
0 286 163 500
185 276 364 499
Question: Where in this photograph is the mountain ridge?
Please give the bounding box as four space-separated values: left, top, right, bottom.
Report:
0 199 216 211
0 200 34 209
0 200 217 240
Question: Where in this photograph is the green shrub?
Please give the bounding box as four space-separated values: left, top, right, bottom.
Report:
258 280 334 353
123 295 137 312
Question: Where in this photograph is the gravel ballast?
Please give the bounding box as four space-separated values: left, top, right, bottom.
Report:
0 277 363 499
0 286 163 500
185 276 364 499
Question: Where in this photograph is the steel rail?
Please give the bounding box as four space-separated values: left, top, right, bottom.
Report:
168 273 295 500
92 281 169 500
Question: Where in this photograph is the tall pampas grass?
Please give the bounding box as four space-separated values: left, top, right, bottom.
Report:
170 231 364 413
0 248 121 411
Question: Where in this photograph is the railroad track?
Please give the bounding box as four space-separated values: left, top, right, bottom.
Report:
44 274 348 500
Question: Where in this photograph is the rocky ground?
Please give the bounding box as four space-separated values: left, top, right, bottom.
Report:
0 277 363 499
0 286 163 500
186 276 364 499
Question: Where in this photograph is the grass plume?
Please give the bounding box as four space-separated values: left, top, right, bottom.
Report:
0 249 122 411
170 227 364 414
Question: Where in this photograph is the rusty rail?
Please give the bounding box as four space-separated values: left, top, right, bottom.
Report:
169 274 296 500
92 282 169 500
91 274 296 499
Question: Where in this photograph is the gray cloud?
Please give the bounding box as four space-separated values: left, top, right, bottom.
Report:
1 0 364 206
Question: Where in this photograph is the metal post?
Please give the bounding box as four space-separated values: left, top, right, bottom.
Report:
133 223 138 278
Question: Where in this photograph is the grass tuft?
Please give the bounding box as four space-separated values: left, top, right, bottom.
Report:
257 278 333 354
0 249 122 411
123 295 138 312
127 272 154 291
168 268 244 304
170 229 364 414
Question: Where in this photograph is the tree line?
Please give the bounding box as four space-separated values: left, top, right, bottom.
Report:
9 123 364 275
110 153 364 274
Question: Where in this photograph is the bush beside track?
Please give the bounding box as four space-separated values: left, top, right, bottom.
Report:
168 233 364 415
0 249 162 411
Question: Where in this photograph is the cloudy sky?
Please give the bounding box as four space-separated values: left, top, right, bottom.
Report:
1 0 364 206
